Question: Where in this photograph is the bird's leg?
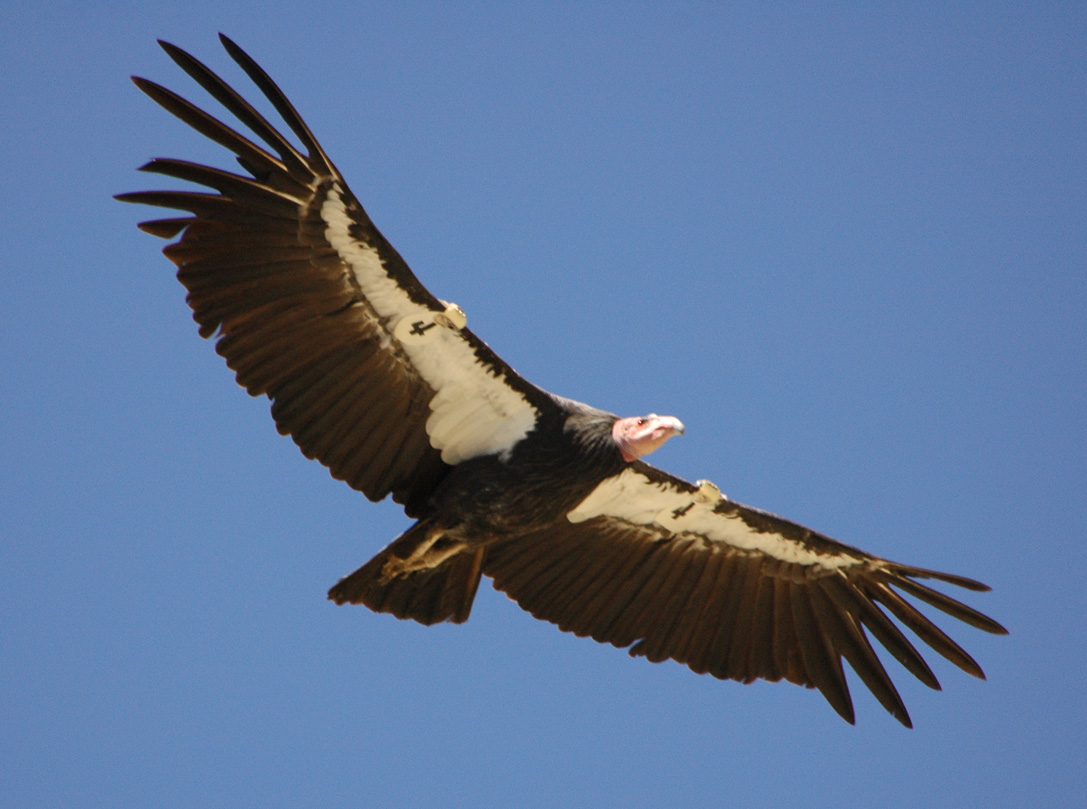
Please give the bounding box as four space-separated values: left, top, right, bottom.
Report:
378 527 468 583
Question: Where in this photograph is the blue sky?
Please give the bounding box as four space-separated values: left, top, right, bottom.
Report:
3 3 1084 807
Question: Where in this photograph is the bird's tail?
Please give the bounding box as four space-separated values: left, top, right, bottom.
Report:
328 519 485 625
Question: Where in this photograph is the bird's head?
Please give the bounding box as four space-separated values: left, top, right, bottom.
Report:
612 414 685 461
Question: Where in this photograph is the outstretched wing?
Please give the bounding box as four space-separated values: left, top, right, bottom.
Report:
484 463 1007 727
118 36 554 514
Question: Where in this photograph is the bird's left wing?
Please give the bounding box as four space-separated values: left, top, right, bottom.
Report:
484 463 1007 726
118 37 553 514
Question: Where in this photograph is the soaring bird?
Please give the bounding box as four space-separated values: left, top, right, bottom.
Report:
119 35 1006 727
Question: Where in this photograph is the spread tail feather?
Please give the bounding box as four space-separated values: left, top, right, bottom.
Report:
328 520 485 625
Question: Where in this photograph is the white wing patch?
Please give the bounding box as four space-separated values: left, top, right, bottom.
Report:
568 468 863 569
322 185 538 464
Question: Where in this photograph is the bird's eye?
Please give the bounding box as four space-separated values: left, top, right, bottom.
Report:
636 418 646 426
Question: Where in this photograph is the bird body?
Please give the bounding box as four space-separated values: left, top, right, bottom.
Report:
120 35 1006 727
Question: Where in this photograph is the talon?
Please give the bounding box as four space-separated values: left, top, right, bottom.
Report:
379 530 468 583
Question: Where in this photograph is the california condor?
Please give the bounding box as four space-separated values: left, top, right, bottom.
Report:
119 35 1007 727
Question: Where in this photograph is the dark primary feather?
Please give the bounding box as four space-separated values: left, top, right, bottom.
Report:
121 35 1007 727
483 493 1007 728
117 35 495 515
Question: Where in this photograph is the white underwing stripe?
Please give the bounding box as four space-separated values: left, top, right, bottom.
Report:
321 185 538 464
568 468 863 569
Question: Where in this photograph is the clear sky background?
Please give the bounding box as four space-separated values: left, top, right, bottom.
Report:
3 3 1084 808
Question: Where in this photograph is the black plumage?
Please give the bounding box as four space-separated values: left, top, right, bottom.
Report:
120 35 1007 727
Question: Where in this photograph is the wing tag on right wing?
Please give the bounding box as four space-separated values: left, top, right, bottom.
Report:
392 301 467 345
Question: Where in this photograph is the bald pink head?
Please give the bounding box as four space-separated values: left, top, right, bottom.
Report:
612 414 686 462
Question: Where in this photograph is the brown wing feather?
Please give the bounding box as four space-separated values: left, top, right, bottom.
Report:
120 38 556 514
484 508 1006 727
118 40 448 513
121 36 1006 728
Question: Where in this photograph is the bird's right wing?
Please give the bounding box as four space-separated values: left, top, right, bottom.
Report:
118 37 555 514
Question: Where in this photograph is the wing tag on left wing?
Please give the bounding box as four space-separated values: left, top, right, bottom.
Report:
568 470 722 528
654 479 723 532
568 469 863 568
